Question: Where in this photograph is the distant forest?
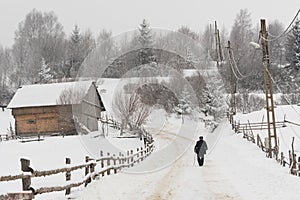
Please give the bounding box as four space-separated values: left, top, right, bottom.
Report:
0 8 299 106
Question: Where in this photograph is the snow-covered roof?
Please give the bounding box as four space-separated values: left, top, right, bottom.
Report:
7 81 94 109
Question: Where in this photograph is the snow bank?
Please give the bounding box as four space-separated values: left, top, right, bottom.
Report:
0 108 14 134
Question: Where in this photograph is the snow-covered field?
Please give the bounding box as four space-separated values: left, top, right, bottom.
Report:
0 109 14 135
0 128 144 199
235 105 300 155
1 102 300 199
74 107 300 200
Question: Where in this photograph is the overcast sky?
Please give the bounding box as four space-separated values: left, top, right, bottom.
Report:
0 0 299 47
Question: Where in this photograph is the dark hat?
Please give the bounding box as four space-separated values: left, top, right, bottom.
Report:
199 136 203 139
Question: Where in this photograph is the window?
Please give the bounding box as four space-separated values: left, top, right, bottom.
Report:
27 119 36 124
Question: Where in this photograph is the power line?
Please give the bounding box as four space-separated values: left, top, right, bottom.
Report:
261 9 300 42
226 49 243 80
264 66 300 141
265 67 300 119
230 49 248 78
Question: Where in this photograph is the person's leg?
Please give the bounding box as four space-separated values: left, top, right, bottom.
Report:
197 156 201 166
199 157 204 166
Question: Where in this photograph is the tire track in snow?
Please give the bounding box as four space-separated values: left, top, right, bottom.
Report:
145 123 242 200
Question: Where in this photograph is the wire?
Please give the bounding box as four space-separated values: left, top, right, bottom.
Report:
230 49 248 78
224 46 244 80
227 51 243 80
262 64 300 143
264 67 300 119
261 9 300 42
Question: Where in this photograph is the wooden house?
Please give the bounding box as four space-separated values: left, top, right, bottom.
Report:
7 81 105 136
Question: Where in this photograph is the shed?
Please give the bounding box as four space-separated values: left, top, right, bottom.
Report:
7 81 105 136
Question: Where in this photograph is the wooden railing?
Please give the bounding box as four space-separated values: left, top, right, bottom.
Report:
0 142 154 200
100 117 153 144
231 119 300 177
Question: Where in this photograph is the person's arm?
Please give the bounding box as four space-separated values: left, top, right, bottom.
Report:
194 142 199 153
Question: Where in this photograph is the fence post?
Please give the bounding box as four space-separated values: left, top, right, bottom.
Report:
113 154 117 174
90 162 95 174
65 158 71 195
107 153 111 175
85 156 91 187
141 147 144 161
298 157 300 177
130 150 134 167
289 150 292 167
101 159 105 176
107 153 110 166
280 152 284 166
136 148 140 163
20 158 32 191
119 153 122 166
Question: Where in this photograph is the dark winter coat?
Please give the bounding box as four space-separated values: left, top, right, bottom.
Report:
194 140 208 158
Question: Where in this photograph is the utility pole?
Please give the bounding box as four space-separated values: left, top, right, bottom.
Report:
260 19 278 158
227 41 236 123
214 21 220 66
214 21 224 66
217 29 223 62
208 24 212 60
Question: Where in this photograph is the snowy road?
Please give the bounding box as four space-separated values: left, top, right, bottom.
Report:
75 118 300 200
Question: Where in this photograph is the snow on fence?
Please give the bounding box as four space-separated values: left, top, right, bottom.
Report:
100 117 153 144
0 142 154 200
231 120 300 177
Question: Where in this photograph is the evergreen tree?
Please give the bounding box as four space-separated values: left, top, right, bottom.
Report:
138 19 153 48
66 25 82 78
71 25 81 44
38 58 53 83
175 86 192 114
137 19 154 65
286 19 300 70
291 20 300 70
185 47 196 69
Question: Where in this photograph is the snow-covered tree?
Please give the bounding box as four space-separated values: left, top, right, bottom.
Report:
38 58 53 83
138 19 153 48
13 9 65 83
286 19 300 70
113 91 151 131
200 87 213 117
66 25 82 78
137 19 155 65
175 86 192 114
185 47 196 69
66 26 96 78
268 20 286 66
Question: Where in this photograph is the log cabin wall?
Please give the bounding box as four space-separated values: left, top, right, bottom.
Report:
12 105 76 136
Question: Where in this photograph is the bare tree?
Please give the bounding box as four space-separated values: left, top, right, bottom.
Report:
56 87 86 105
13 9 66 83
113 91 151 130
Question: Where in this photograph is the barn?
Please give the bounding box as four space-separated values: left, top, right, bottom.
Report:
7 81 105 136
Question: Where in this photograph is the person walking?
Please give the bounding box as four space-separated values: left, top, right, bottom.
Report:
194 136 208 166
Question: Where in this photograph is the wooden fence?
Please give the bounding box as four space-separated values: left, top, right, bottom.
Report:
0 142 154 200
232 120 300 177
100 117 153 144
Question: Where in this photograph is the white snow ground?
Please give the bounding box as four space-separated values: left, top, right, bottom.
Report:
74 106 300 200
1 106 300 199
0 108 14 134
